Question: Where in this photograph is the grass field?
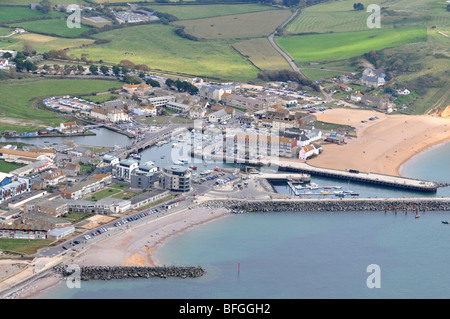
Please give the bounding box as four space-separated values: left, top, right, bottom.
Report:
9 18 91 38
277 27 427 63
300 68 344 81
67 24 259 81
0 32 94 53
232 38 291 71
0 6 63 23
174 9 292 40
0 27 12 36
0 0 86 4
80 93 120 104
0 161 23 173
0 239 53 255
146 3 279 20
0 78 122 127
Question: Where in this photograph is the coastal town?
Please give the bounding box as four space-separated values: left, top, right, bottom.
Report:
0 0 449 302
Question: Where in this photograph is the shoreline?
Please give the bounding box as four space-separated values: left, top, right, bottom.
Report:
308 110 450 177
397 138 450 177
11 206 231 299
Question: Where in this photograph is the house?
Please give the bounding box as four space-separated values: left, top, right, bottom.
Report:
59 122 84 135
279 137 297 157
361 94 393 110
60 174 112 200
24 198 68 217
298 145 315 160
199 84 232 101
223 94 269 113
0 173 30 204
23 212 72 229
189 104 207 119
337 84 353 92
208 109 231 123
0 59 9 70
69 147 91 158
397 88 410 95
360 68 386 87
31 169 66 190
64 162 81 177
122 83 140 94
350 91 363 102
146 95 176 108
166 101 191 113
112 159 139 181
133 106 157 117
0 223 50 240
0 148 52 165
130 189 169 209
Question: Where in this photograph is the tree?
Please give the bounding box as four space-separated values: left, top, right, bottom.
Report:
112 65 121 76
146 78 160 87
89 65 98 75
38 0 52 14
2 52 12 59
119 59 135 69
123 75 142 84
100 65 110 75
23 42 35 56
353 3 364 10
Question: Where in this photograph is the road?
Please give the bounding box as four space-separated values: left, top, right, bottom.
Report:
268 9 305 77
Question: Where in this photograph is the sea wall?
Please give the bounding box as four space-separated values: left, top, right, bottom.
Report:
204 198 450 213
53 265 205 280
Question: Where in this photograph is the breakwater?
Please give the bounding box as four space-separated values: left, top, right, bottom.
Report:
204 198 450 213
53 265 205 280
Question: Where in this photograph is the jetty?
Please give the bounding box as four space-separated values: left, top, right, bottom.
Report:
190 150 438 193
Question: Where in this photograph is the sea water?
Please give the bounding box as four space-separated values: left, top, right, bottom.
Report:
36 142 450 299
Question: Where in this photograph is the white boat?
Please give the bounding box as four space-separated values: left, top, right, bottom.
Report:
309 183 319 189
172 143 180 148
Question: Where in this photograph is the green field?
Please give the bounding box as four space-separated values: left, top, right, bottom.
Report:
0 27 12 36
0 238 53 255
146 3 279 20
232 38 291 71
0 161 23 173
0 6 64 23
0 78 122 128
0 32 94 53
10 18 91 38
174 9 292 40
67 24 259 81
277 27 427 63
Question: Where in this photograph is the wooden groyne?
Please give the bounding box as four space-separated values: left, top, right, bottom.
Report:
53 265 205 280
204 198 450 213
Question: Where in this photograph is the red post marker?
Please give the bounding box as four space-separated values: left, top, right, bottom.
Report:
238 263 240 273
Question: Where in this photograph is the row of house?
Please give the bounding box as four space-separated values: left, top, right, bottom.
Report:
60 173 112 200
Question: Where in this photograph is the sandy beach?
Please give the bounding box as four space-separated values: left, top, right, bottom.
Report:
5 206 230 299
307 109 450 176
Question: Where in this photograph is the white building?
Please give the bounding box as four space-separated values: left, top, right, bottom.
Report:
166 101 191 113
112 159 139 181
208 109 231 123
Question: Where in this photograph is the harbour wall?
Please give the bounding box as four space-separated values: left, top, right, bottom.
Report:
53 265 205 280
204 198 450 213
